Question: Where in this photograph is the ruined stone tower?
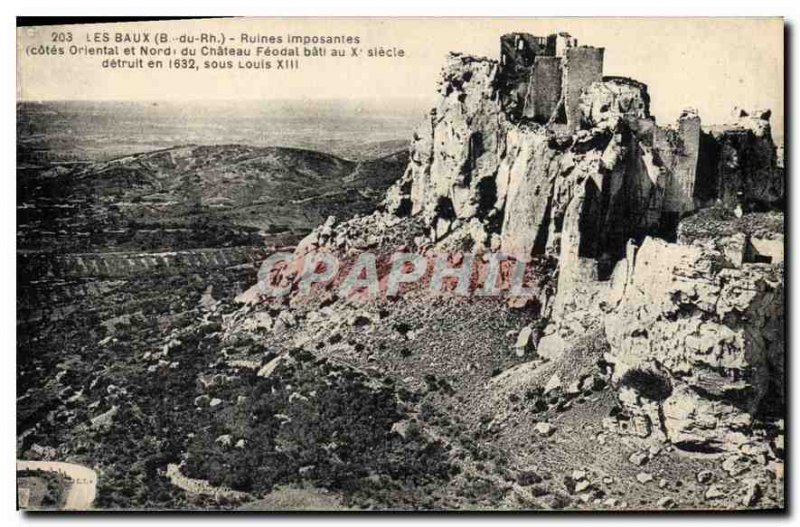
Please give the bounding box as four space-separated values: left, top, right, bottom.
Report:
498 32 604 130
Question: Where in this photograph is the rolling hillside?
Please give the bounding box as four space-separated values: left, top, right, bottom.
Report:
17 144 409 254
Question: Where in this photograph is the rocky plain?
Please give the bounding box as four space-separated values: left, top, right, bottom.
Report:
17 32 784 511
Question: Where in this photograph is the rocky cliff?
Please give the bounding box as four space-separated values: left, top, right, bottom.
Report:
245 32 784 469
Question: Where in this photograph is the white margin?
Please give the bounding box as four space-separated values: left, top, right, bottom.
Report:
4 1 797 526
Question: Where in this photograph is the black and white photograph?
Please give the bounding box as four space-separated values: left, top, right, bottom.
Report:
14 15 786 513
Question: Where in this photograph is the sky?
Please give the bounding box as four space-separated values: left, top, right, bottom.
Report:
17 17 784 129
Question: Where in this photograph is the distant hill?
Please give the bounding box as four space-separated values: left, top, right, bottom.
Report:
16 99 422 164
330 139 410 161
17 144 409 253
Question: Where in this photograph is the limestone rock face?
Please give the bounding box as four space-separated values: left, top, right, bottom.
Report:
385 35 782 269
604 236 784 451
398 54 507 236
498 127 561 260
253 34 784 451
579 77 651 128
249 32 784 456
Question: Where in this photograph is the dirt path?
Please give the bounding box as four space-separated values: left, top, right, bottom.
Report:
17 460 97 510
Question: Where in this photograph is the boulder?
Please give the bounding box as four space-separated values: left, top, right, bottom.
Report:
534 421 556 436
514 325 538 355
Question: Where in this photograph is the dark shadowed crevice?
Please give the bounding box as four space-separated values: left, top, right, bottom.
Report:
459 132 485 187
470 131 485 159
475 175 498 219
531 196 552 255
656 211 680 243
577 179 600 258
695 130 721 205
434 196 457 221
552 98 568 125
756 375 785 420
743 238 773 264
619 369 673 401
394 198 413 217
673 441 724 455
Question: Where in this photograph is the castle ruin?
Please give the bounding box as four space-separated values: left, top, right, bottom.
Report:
386 30 782 293
498 32 604 131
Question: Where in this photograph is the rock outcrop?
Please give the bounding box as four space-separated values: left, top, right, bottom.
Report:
253 31 784 454
604 236 783 451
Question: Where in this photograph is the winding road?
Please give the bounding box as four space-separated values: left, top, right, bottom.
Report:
17 460 97 510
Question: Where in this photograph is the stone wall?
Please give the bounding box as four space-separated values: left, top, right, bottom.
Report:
580 77 651 127
165 464 249 501
563 47 605 131
547 32 579 57
704 111 782 209
658 109 702 217
524 56 563 123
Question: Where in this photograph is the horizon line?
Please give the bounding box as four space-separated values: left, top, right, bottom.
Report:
17 96 434 104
